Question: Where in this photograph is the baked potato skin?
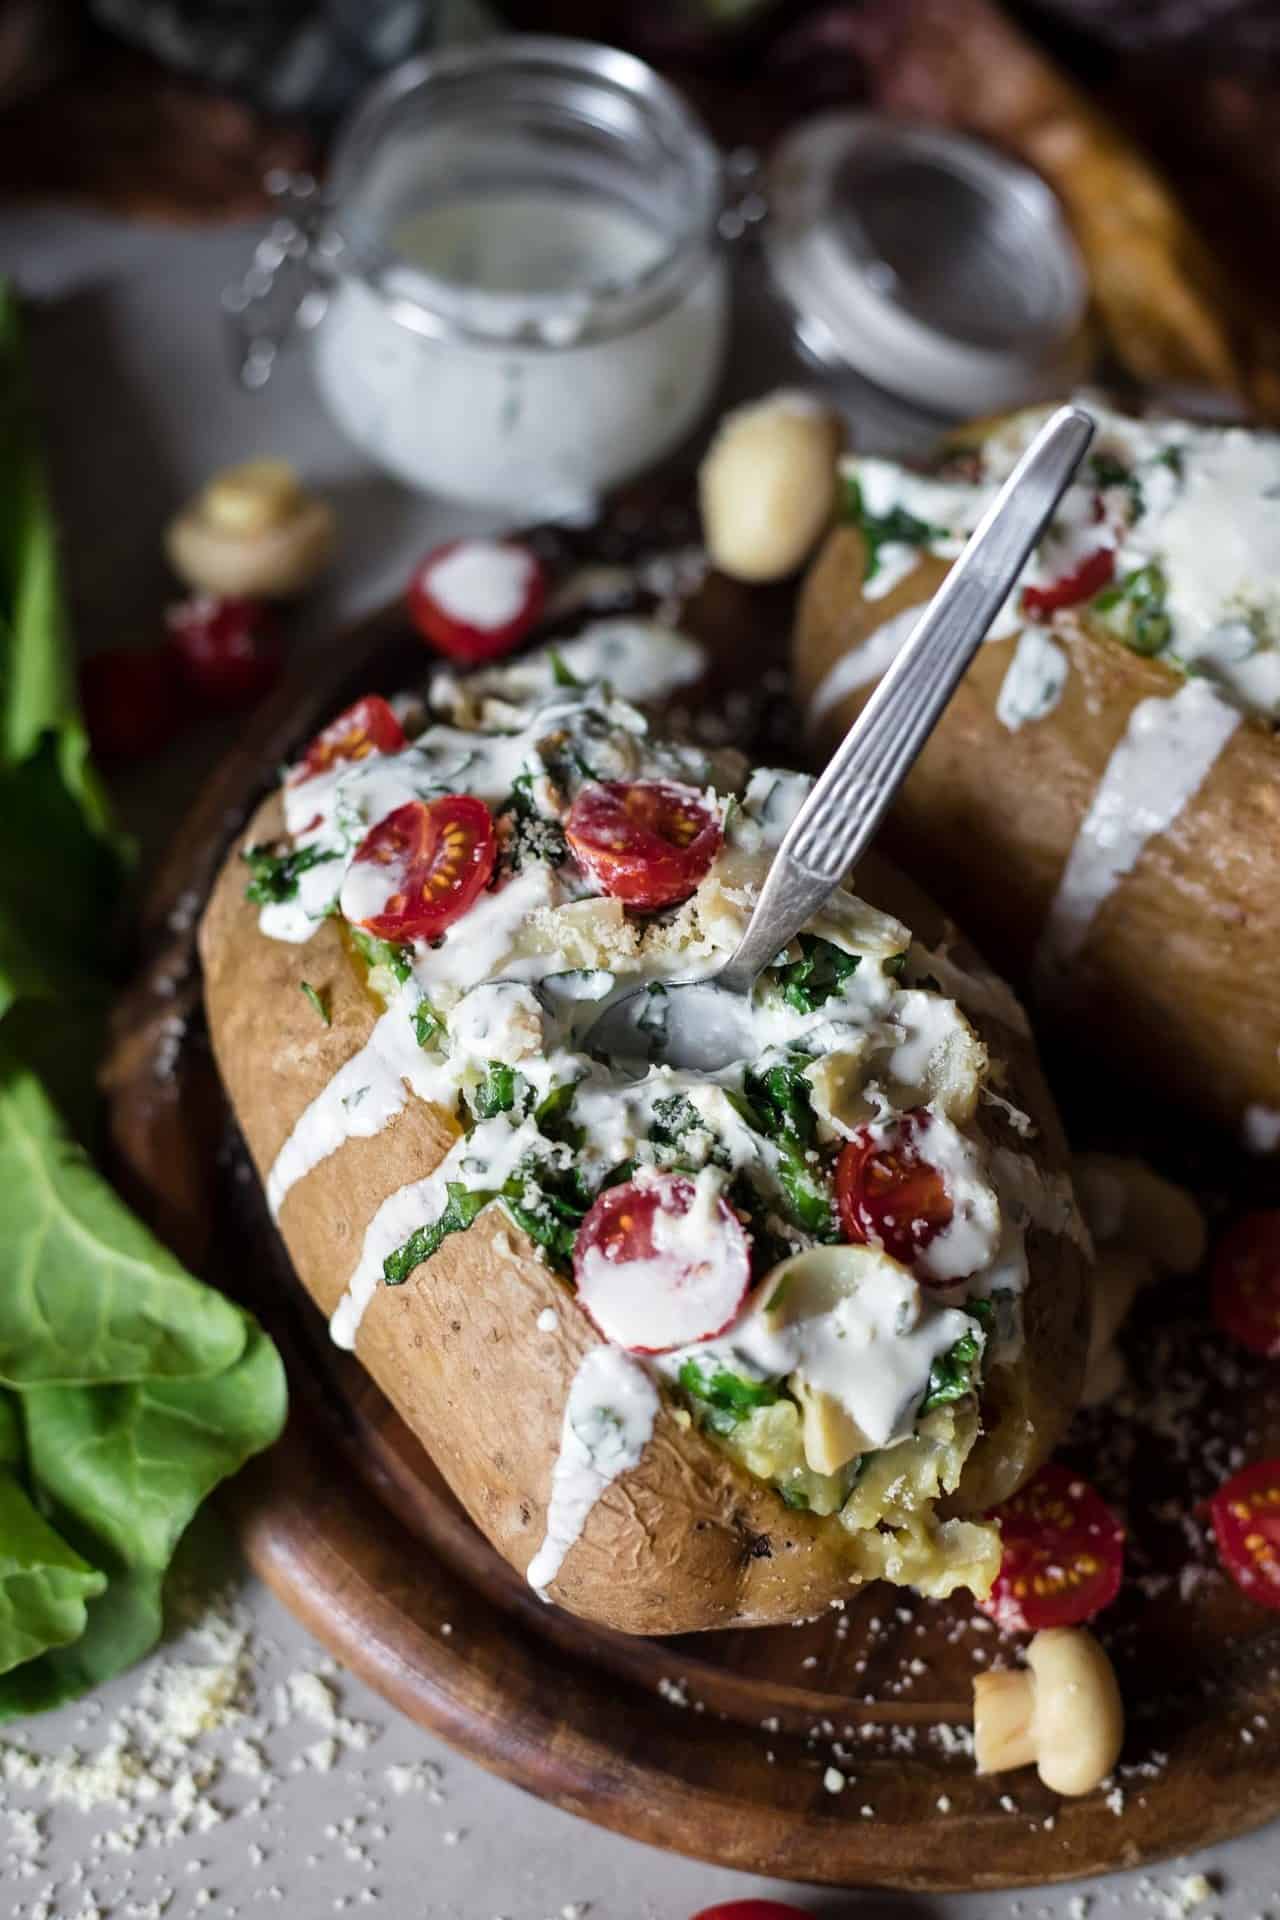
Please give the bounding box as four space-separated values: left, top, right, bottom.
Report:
201 792 1088 1635
795 526 1280 1135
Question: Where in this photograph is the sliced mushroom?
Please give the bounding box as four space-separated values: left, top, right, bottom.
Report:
973 1626 1124 1796
166 457 335 598
699 390 844 582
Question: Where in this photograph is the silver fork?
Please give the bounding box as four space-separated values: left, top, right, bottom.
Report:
584 402 1095 1073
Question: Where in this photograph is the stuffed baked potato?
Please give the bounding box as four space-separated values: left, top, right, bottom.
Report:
795 402 1280 1144
202 615 1089 1634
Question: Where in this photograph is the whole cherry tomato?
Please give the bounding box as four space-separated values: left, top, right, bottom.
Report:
573 1173 751 1353
79 646 187 761
977 1463 1125 1633
1210 1459 1280 1611
408 538 547 664
1021 544 1115 620
291 695 407 786
566 780 722 908
835 1110 953 1277
340 795 495 942
165 595 279 709
689 1905 810 1919
1211 1211 1280 1358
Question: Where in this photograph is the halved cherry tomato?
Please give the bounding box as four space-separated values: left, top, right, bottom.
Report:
573 1173 751 1353
977 1463 1125 1633
835 1109 953 1277
408 537 547 664
1210 1459 1280 1611
79 647 187 761
291 695 407 786
690 1906 809 1919
1021 544 1115 620
1211 1211 1280 1358
340 796 496 942
165 596 279 709
565 780 722 908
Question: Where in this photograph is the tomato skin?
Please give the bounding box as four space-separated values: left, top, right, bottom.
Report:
292 695 407 785
79 647 187 761
165 596 279 709
1210 1459 1280 1610
1021 543 1115 619
407 538 547 664
573 1174 751 1353
342 795 495 942
689 1905 809 1919
1211 1212 1280 1358
566 780 722 909
978 1463 1125 1633
835 1109 954 1278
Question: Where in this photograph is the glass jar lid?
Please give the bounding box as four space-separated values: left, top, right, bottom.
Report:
763 112 1088 415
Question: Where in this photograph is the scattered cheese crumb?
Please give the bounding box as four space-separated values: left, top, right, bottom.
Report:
823 1767 845 1793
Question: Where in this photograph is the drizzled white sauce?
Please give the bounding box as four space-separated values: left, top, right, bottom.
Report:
1034 679 1240 989
806 607 923 735
995 627 1069 732
1243 1105 1280 1155
423 540 537 630
526 1346 659 1593
330 1114 545 1349
266 993 453 1219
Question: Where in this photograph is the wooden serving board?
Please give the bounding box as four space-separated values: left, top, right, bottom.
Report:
104 504 1280 1891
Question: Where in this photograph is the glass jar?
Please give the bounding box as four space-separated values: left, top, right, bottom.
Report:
234 37 730 513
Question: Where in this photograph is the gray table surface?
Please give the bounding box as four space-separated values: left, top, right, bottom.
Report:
2 202 1278 1920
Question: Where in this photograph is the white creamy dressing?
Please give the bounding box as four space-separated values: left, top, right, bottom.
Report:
805 607 925 736
432 620 705 720
253 635 1085 1589
1243 1105 1280 1155
329 1113 548 1349
309 188 728 510
266 990 454 1219
661 1252 972 1453
525 1345 660 1594
423 539 537 629
1034 678 1241 990
995 627 1069 732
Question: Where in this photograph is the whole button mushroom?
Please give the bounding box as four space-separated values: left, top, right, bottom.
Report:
166 457 335 598
698 390 844 583
973 1626 1124 1797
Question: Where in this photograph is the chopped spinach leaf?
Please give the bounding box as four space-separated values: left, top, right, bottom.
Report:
383 1183 495 1285
500 1159 593 1271
773 935 859 1014
842 476 943 584
1092 562 1171 657
779 1484 811 1511
651 1093 702 1148
466 1062 528 1123
743 1059 817 1149
920 1300 992 1413
533 1078 583 1146
299 981 330 1027
1089 451 1144 516
678 1359 780 1435
548 649 581 688
241 841 339 907
349 927 414 984
884 951 909 979
412 998 446 1051
501 771 568 869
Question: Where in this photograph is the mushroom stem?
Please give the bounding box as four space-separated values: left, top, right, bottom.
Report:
973 1668 1038 1773
972 1627 1124 1797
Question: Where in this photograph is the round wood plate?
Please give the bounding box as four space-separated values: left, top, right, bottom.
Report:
104 514 1280 1891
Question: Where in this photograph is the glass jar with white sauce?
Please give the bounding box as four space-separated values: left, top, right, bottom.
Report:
230 37 729 514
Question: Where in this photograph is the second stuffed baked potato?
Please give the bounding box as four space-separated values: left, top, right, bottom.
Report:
202 621 1090 1634
795 402 1280 1142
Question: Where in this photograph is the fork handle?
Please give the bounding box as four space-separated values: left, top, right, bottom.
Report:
718 403 1095 994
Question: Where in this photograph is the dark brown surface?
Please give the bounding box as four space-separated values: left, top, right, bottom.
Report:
104 511 1280 1887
